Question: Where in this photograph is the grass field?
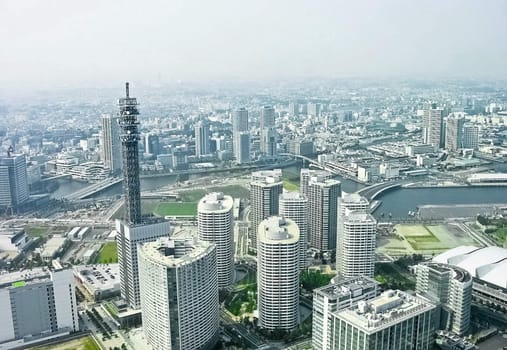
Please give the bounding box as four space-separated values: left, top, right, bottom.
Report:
283 180 299 192
377 224 477 256
94 242 118 264
29 336 100 350
154 202 197 216
25 225 70 238
179 184 250 202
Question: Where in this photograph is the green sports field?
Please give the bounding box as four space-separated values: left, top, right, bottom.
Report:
154 202 198 216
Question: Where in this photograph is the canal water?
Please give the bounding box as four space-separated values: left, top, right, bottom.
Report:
50 162 507 220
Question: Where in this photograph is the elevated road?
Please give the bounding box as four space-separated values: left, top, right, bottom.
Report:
357 182 402 201
63 178 122 201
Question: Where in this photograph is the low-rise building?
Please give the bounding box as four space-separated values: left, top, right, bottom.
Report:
73 264 120 301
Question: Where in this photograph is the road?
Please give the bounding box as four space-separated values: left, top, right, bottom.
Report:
220 310 266 349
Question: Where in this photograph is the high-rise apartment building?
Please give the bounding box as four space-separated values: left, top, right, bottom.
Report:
423 104 444 148
138 237 219 350
257 217 300 330
100 114 122 173
462 124 479 149
445 115 466 152
234 132 250 164
308 176 341 251
279 192 308 269
198 192 234 289
260 106 275 129
250 170 283 248
232 107 249 132
300 168 332 198
0 153 29 209
331 290 437 350
336 194 370 275
416 262 472 335
260 127 277 156
195 119 210 157
339 211 376 279
116 83 170 309
313 276 378 350
0 268 78 349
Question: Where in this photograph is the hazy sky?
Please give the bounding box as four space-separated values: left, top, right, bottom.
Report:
1 0 506 88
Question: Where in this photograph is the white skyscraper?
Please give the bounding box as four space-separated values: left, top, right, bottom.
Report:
279 192 308 269
336 194 370 275
232 107 249 132
100 114 122 173
116 219 171 309
308 176 341 251
257 216 300 330
416 262 472 335
138 237 219 350
260 106 275 128
198 192 234 289
250 170 283 249
0 153 29 210
195 119 210 157
339 212 377 278
422 104 444 148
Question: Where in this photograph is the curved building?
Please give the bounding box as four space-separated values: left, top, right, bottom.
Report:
416 262 472 335
198 192 234 288
257 216 300 330
279 192 308 269
138 237 219 350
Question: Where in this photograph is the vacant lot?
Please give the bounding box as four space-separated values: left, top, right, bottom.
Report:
29 336 100 350
94 242 118 264
154 202 198 217
377 224 478 256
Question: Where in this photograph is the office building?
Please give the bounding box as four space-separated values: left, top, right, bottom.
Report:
100 114 122 173
331 290 437 350
0 268 78 349
145 133 161 156
250 170 283 248
138 237 219 350
416 262 472 335
195 119 210 157
116 83 171 309
445 115 466 152
287 138 314 157
423 104 444 148
260 105 275 129
0 152 29 209
307 102 321 117
313 276 378 350
462 124 479 149
234 132 250 164
257 217 300 330
339 212 376 279
232 107 249 132
198 192 234 289
289 102 299 116
300 168 332 198
308 176 341 251
279 192 308 269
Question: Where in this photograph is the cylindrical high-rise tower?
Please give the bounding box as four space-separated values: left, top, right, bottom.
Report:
198 192 234 289
138 237 219 350
257 216 300 330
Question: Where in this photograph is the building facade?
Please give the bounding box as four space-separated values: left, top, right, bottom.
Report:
195 119 210 157
0 153 29 209
300 168 332 198
308 176 341 251
0 268 78 349
423 105 444 148
249 170 283 249
100 114 122 173
198 192 234 289
313 276 378 350
416 262 472 335
138 237 219 350
257 217 300 330
279 192 308 269
331 290 437 350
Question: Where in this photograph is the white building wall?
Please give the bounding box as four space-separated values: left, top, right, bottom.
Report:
0 289 14 342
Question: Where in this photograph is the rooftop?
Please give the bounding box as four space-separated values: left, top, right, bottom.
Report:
198 192 233 212
0 267 51 288
258 216 299 244
334 290 437 334
139 237 213 267
315 275 378 300
74 264 120 292
433 246 507 288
